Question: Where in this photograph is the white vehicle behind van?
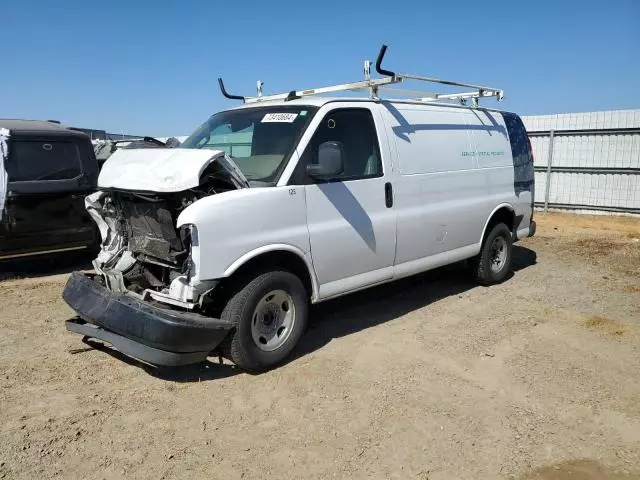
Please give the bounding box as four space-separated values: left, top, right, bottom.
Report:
63 46 535 371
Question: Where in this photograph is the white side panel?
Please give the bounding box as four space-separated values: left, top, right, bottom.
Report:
390 105 475 175
393 244 479 280
319 266 394 300
0 128 9 220
466 110 532 231
382 103 488 267
177 187 310 282
308 178 397 297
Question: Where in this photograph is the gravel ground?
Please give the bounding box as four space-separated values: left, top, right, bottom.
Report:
0 212 639 480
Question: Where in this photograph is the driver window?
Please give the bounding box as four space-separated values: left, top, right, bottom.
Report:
293 108 382 184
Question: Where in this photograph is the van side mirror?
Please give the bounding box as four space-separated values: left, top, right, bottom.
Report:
307 141 344 180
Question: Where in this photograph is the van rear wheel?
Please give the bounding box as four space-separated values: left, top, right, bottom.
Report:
469 223 513 285
220 271 308 372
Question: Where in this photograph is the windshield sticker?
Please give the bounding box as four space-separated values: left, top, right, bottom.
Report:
262 113 298 123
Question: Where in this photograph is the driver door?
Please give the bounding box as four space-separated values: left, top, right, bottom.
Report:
290 105 396 300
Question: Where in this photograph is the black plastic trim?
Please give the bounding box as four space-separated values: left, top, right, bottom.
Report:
375 44 395 78
63 272 232 362
217 77 245 101
285 91 300 102
66 319 211 367
385 182 393 208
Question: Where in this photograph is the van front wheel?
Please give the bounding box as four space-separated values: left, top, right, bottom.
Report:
469 223 513 285
221 271 308 372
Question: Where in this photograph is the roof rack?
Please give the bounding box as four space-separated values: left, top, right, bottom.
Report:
217 45 504 107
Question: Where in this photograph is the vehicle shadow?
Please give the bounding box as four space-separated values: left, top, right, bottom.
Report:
77 338 241 382
0 251 94 281
140 244 537 383
293 245 537 363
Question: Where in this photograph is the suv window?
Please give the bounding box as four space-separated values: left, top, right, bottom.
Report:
502 112 534 193
8 140 81 182
293 108 382 184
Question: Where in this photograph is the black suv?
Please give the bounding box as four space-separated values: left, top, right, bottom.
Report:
0 120 99 260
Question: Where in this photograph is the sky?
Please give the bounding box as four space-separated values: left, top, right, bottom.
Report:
1 0 639 137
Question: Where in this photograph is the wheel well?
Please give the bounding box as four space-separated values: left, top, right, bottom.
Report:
207 250 314 315
232 251 312 293
484 207 515 241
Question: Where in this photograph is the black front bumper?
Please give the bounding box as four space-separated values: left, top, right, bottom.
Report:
63 272 233 366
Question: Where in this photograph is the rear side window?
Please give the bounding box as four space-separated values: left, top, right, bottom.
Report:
7 140 81 182
502 112 533 193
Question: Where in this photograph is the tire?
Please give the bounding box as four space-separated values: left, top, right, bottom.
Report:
469 223 513 285
220 270 308 372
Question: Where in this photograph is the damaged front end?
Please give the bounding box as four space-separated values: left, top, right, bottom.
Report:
88 147 248 309
63 148 248 366
87 189 213 310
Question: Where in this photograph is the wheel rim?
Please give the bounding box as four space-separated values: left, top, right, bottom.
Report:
251 290 296 352
489 236 508 274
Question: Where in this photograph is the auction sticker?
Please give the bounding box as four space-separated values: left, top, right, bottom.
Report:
262 113 298 123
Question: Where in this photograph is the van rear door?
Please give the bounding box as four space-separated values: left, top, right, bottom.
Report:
1 136 96 258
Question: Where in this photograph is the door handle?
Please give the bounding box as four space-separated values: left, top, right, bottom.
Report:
384 182 393 208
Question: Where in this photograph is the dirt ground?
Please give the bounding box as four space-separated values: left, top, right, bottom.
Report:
1 212 639 480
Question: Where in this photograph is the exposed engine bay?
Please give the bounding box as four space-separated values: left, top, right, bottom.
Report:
87 148 249 310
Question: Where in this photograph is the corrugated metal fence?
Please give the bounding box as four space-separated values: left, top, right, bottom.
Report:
522 109 640 215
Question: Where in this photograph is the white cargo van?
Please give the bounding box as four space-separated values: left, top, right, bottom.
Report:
63 46 535 371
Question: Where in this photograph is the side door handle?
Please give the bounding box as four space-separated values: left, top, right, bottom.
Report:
384 182 393 208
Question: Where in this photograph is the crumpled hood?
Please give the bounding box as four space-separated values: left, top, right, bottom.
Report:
98 147 249 192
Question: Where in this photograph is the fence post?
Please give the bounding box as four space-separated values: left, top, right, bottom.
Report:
544 129 555 213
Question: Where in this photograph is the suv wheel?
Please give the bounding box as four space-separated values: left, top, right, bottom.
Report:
221 271 308 372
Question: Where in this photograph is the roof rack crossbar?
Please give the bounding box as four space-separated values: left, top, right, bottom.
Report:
397 73 497 92
217 45 504 106
242 77 397 104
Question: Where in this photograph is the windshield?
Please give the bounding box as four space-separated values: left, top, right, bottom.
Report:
181 106 317 182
